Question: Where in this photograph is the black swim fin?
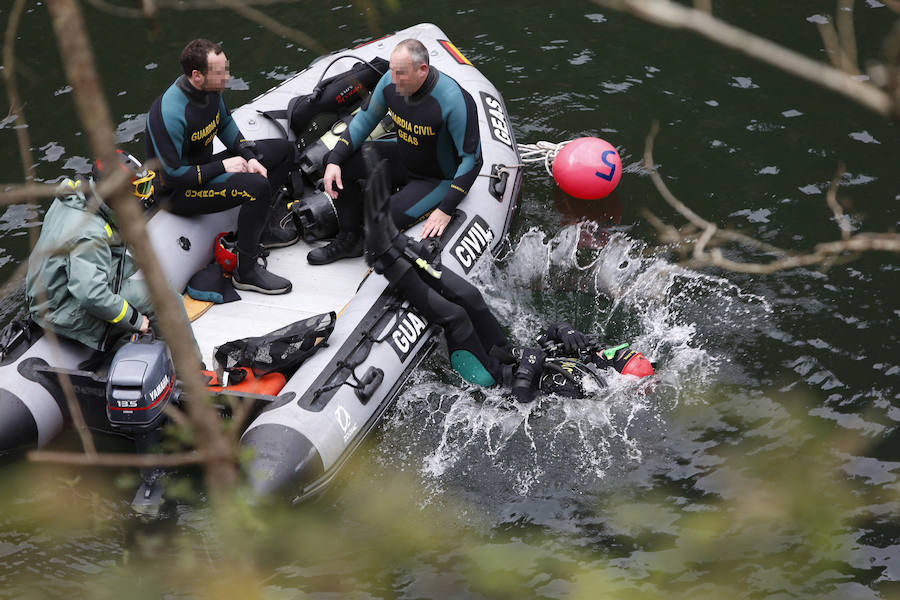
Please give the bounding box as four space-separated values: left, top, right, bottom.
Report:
362 145 400 266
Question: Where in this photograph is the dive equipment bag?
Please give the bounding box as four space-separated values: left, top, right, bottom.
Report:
214 311 336 381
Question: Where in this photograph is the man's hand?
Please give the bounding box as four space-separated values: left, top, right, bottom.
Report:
323 163 343 199
139 315 151 335
247 158 267 178
421 209 451 239
223 156 248 173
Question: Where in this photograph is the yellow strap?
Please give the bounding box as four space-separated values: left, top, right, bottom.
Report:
104 223 113 238
110 300 129 324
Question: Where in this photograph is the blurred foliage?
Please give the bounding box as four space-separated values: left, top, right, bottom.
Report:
0 388 897 599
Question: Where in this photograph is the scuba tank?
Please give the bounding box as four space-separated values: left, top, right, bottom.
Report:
288 111 396 243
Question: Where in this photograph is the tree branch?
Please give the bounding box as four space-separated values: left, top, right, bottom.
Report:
3 0 35 180
29 449 210 468
0 183 61 206
592 0 896 118
45 0 238 494
215 0 327 54
641 122 900 274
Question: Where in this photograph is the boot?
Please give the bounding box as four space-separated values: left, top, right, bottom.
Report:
511 347 546 403
307 230 364 265
260 187 300 249
233 249 292 295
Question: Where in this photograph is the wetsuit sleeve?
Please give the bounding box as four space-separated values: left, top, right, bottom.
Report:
438 89 483 214
146 92 226 188
327 70 392 165
66 237 144 332
217 96 257 162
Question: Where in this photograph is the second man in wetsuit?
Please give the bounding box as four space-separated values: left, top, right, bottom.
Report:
145 38 295 294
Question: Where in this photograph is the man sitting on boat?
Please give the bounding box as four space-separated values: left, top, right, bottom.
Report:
145 38 295 295
310 38 483 265
25 151 192 354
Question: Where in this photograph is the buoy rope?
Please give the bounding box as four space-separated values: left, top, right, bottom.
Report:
475 140 574 180
517 140 575 176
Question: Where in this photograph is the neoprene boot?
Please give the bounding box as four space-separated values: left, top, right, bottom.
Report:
307 230 364 265
260 187 300 249
233 249 292 295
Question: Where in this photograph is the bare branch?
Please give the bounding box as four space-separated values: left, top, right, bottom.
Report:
85 0 307 15
641 122 900 274
693 0 712 14
0 183 60 206
642 121 710 230
33 302 98 456
158 0 306 8
353 0 382 37
818 20 851 73
215 0 327 54
837 0 858 72
84 0 143 18
3 0 35 180
46 0 238 494
29 449 209 468
592 0 895 118
825 163 852 241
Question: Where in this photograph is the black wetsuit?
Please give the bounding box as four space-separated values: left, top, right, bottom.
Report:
145 75 294 253
327 67 483 231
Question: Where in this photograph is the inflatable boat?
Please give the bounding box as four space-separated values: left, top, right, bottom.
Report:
0 23 522 502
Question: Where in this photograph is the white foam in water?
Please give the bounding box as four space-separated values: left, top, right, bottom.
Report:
379 224 771 498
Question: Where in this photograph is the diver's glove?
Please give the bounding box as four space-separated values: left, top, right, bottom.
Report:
592 343 655 378
543 321 589 354
511 347 547 403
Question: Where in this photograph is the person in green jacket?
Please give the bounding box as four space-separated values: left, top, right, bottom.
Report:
25 151 185 352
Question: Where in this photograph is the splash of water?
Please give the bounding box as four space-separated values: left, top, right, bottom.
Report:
379 224 772 499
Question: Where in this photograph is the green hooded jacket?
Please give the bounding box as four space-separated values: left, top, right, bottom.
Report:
25 178 150 351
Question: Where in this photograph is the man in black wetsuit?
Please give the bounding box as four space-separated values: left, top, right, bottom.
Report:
145 38 295 294
309 38 483 265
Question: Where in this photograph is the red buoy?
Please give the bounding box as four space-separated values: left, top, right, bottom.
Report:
552 137 623 200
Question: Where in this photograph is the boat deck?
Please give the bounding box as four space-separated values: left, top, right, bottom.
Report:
190 237 369 366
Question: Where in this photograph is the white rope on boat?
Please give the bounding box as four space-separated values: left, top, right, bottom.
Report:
476 139 574 180
517 139 575 177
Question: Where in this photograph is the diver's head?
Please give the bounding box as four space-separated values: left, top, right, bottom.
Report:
390 39 429 97
181 38 229 93
91 149 156 209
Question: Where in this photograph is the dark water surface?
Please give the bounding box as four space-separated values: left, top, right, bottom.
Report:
2 1 899 598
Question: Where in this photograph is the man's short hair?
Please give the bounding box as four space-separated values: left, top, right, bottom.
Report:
393 39 429 67
180 39 223 77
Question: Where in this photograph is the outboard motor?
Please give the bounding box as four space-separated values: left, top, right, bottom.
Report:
105 334 177 515
105 334 175 433
289 189 339 243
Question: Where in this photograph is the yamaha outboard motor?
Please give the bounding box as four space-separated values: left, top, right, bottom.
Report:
105 334 176 515
106 334 175 431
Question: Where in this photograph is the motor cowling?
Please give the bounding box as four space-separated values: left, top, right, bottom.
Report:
106 335 175 431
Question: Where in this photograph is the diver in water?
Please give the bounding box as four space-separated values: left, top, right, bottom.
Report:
360 148 654 401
